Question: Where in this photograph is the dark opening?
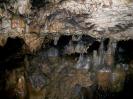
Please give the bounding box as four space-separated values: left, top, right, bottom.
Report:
0 37 26 99
31 0 50 8
115 40 133 63
87 41 100 53
57 35 72 48
0 37 25 70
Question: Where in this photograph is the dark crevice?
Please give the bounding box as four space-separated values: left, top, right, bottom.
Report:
0 37 25 70
57 35 72 48
115 40 133 63
31 0 50 8
87 41 100 53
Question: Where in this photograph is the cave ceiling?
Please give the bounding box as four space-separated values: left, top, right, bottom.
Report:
0 0 133 51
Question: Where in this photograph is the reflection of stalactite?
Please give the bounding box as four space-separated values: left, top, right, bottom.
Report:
94 39 127 92
75 54 91 70
78 87 93 99
92 50 100 70
47 47 59 63
97 68 112 91
47 47 59 57
111 64 126 92
26 79 46 99
99 38 105 65
16 76 26 99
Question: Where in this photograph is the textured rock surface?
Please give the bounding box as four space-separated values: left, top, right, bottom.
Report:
0 0 133 51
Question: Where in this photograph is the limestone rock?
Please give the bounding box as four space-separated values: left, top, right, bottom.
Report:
24 34 44 52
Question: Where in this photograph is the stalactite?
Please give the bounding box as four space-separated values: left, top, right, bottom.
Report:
47 47 59 57
64 40 75 54
47 47 60 63
75 53 84 69
105 40 115 67
75 54 90 70
96 38 112 91
72 35 82 42
17 0 31 15
53 35 60 46
75 41 85 53
99 38 105 65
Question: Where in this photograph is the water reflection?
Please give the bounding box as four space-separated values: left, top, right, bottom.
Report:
1 38 133 99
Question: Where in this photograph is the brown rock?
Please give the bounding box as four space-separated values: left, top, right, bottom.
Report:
24 34 44 52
